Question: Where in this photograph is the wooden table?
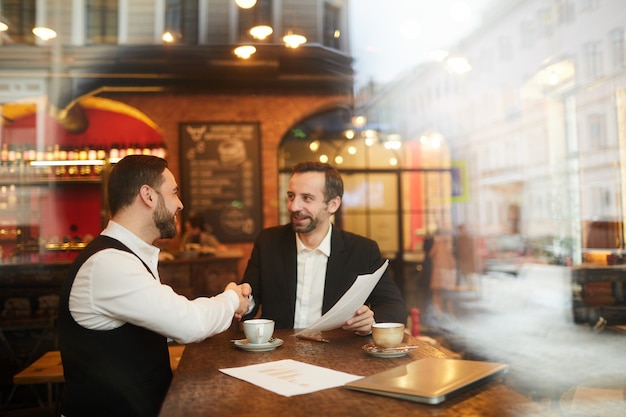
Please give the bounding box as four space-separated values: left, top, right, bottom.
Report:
159 329 549 417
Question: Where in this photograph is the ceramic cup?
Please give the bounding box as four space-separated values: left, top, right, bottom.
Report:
372 322 405 348
243 319 275 344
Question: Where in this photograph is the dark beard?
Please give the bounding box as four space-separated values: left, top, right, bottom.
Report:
291 213 317 234
154 201 177 239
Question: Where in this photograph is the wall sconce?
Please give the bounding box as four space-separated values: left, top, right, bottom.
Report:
0 21 8 32
235 0 257 9
250 25 273 40
32 26 57 41
234 45 256 59
162 31 175 43
283 31 306 48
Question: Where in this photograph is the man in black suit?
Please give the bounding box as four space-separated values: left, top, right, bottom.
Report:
242 161 406 332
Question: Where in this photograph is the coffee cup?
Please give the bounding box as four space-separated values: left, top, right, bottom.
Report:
372 322 405 348
243 319 275 344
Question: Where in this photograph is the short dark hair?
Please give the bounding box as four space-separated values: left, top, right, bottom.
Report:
107 155 168 216
292 161 343 202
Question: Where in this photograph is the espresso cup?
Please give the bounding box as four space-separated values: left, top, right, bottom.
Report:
243 319 275 344
372 322 405 348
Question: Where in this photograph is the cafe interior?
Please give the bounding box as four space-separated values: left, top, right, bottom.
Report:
1 0 625 416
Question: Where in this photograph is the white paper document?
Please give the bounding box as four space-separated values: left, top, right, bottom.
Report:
295 260 389 334
220 359 362 397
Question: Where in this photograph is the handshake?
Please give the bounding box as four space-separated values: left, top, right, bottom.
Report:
225 282 252 319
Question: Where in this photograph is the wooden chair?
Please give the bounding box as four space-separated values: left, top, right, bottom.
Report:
9 344 185 412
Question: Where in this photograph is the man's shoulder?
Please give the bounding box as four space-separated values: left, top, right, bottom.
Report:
257 223 293 240
332 227 377 248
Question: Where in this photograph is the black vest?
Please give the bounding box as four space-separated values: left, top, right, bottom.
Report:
58 235 172 417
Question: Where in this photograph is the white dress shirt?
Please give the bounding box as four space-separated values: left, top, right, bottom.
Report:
293 223 332 329
69 221 239 344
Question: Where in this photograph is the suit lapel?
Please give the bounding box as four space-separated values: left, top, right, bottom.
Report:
323 226 346 312
281 225 298 318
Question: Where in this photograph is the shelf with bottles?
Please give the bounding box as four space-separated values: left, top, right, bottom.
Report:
0 142 167 185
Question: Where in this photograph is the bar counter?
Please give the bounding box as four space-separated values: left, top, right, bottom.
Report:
0 250 243 311
159 328 549 417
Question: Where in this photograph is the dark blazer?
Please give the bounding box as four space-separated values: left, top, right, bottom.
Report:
242 223 407 329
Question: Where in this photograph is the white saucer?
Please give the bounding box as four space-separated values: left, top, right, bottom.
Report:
234 338 284 352
362 343 416 358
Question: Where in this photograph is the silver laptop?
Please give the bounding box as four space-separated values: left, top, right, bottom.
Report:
345 357 508 405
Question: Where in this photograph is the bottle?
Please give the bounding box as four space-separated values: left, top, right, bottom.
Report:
109 143 120 160
0 185 7 210
58 145 68 161
87 144 97 160
7 184 17 209
410 308 420 337
96 145 107 160
78 145 88 160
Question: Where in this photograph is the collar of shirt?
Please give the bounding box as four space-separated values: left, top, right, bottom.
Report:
102 220 161 277
295 222 332 257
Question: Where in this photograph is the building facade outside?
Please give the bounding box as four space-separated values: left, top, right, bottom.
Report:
357 0 626 266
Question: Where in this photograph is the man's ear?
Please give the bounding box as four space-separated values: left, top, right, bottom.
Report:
140 185 154 206
328 196 342 214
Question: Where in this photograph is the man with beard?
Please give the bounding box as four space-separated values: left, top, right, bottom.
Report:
58 155 250 417
242 161 406 332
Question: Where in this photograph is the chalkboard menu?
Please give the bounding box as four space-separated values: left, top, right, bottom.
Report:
179 122 262 242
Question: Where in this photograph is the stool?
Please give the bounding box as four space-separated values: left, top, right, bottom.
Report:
10 344 186 411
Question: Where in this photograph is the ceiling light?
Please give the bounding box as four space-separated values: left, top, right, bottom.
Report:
250 25 273 40
234 45 256 59
309 140 320 152
235 0 257 9
32 27 57 41
352 115 366 127
283 31 306 48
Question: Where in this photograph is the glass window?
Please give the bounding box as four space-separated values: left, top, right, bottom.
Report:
85 0 118 44
0 0 36 44
238 0 272 42
583 40 604 79
520 19 535 49
165 0 198 44
609 27 626 71
588 112 608 149
498 36 513 62
323 2 341 50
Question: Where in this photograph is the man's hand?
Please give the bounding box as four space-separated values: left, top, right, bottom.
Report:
225 282 251 319
342 305 374 333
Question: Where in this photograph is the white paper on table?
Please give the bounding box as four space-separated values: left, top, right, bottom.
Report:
295 259 389 335
219 359 362 397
